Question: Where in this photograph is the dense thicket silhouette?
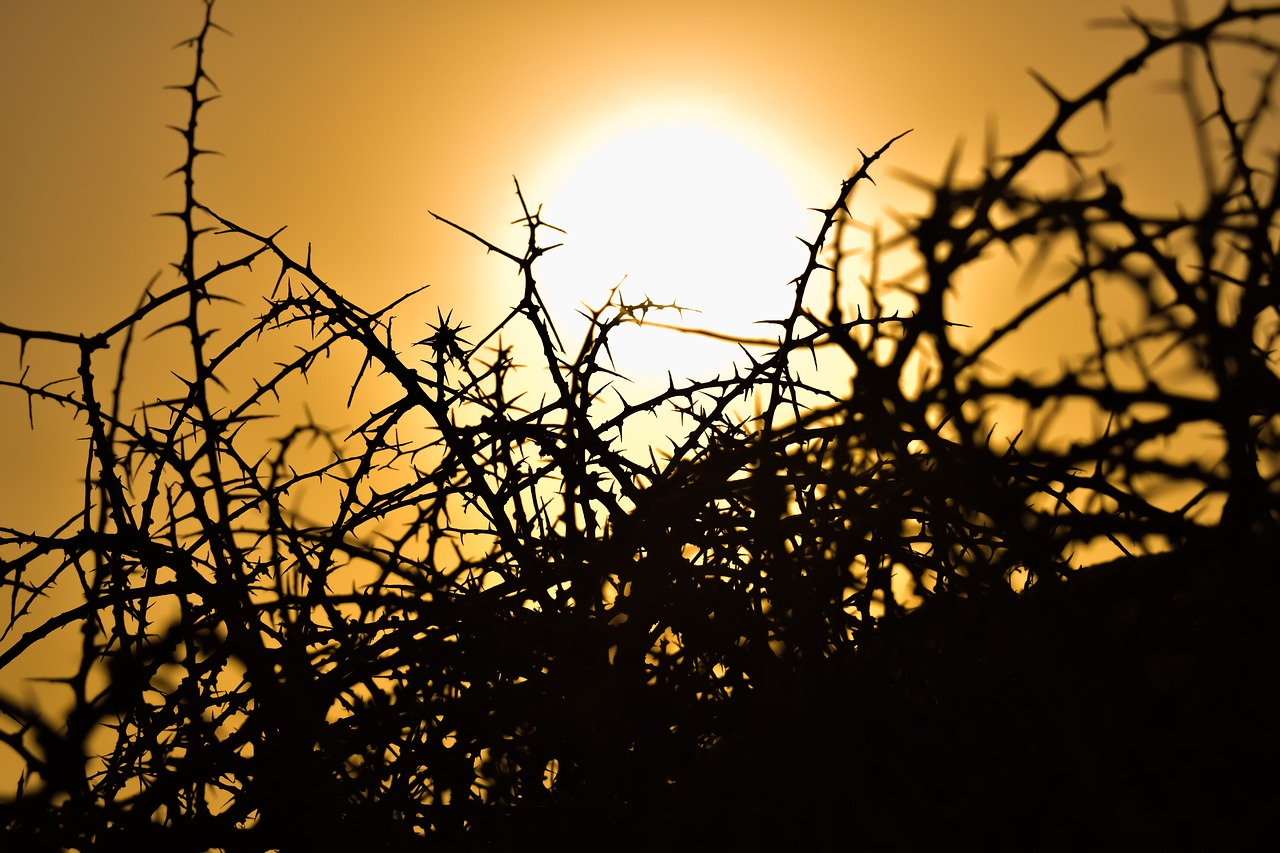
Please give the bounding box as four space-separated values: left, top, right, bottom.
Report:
2 1 1278 849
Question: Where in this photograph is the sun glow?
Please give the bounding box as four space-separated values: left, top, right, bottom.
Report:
537 117 811 385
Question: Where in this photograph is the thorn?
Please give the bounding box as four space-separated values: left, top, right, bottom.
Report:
983 113 999 170
1027 67 1068 104
942 136 966 186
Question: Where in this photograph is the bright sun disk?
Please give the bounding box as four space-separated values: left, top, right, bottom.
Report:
538 120 811 385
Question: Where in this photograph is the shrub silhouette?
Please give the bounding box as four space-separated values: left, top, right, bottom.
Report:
3 1 1279 849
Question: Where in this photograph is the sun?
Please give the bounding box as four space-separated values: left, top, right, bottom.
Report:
536 116 812 385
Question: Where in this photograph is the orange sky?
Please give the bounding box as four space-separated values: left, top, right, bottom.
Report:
2 0 1201 324
0 2 1257 526
1 1 1232 516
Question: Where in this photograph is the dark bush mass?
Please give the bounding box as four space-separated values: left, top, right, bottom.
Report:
2 2 1278 849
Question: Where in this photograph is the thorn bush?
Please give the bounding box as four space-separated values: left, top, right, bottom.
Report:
2 1 1278 849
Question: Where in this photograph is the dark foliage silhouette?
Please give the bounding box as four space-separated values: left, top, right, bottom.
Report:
3 1 1278 849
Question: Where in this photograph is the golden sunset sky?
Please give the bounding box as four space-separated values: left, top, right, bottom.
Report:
2 0 1238 526
2 0 1211 324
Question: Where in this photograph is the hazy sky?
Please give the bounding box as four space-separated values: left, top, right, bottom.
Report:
1 0 1205 321
5 0 1269 507
0 0 1253 520
0 0 1272 790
